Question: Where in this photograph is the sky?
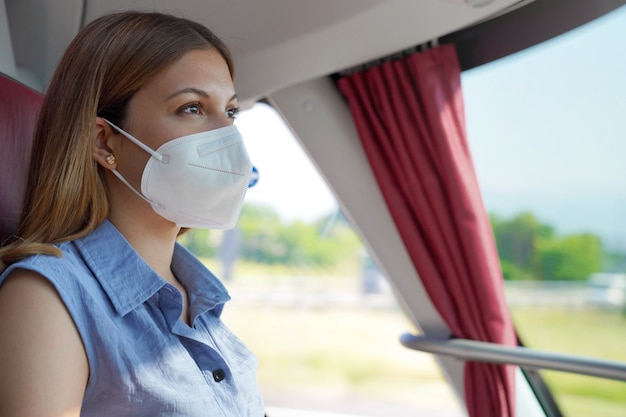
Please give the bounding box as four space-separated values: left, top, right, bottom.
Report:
236 5 626 245
236 103 338 223
462 6 626 244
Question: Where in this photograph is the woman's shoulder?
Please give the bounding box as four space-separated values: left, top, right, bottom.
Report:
0 238 108 327
0 265 90 416
0 236 114 375
0 220 121 288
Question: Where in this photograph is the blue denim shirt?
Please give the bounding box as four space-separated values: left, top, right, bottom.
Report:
0 220 264 416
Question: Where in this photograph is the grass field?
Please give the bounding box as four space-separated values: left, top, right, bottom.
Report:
512 308 626 417
222 304 463 415
210 261 626 416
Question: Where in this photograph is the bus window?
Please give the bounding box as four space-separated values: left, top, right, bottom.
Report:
179 102 465 416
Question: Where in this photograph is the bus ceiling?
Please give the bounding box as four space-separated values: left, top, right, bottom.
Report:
2 0 625 102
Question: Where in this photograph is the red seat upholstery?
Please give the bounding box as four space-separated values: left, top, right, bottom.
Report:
0 74 43 243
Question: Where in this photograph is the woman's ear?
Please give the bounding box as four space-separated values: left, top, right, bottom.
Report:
93 117 118 170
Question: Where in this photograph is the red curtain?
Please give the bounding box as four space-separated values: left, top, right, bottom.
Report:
337 44 517 417
0 74 42 242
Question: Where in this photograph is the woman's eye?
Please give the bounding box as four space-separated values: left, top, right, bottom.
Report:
226 107 240 119
181 103 202 114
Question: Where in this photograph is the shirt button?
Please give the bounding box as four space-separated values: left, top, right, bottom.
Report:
213 369 225 382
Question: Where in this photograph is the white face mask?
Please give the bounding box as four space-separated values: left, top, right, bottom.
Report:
104 120 252 229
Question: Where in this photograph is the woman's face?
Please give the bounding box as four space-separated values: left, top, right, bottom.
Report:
113 47 238 199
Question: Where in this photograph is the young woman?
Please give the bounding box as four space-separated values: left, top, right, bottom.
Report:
0 11 264 416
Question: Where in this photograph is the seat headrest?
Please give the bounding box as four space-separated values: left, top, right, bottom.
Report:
0 74 43 243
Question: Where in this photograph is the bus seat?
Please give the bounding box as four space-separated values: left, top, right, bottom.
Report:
0 74 43 243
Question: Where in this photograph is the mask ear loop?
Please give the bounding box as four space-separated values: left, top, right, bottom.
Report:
102 119 165 162
102 119 164 208
109 169 160 207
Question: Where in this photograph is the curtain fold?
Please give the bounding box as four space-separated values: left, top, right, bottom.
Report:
337 44 517 417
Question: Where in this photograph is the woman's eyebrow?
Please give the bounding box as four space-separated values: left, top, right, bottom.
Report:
166 87 209 101
166 89 238 103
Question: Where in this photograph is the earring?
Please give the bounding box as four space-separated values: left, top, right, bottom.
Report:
105 154 116 165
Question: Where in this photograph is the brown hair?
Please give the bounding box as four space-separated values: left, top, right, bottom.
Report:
0 11 234 270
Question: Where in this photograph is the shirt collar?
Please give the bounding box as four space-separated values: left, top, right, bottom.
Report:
172 242 231 319
73 220 230 317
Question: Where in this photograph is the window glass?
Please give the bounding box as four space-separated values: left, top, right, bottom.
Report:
463 6 626 416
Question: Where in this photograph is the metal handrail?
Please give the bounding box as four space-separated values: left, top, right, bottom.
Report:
400 333 626 382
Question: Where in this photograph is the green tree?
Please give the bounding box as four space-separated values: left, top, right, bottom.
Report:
491 212 553 275
499 260 536 281
236 203 362 268
535 234 603 281
177 228 217 258
490 212 605 281
237 203 284 264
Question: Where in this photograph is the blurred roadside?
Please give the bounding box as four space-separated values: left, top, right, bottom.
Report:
263 384 465 417
219 269 624 417
221 273 466 417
